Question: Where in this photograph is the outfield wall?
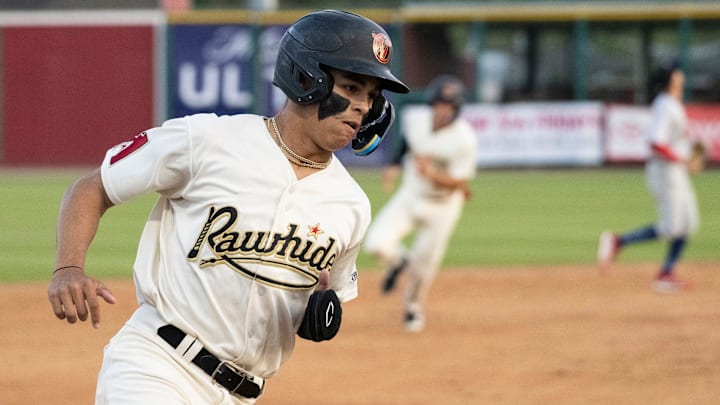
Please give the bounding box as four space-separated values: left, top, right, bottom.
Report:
0 11 164 166
605 104 720 164
1 8 719 167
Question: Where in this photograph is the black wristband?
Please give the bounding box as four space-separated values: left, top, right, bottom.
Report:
297 289 342 342
53 265 83 275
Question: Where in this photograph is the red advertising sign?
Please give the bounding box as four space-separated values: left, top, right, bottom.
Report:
686 104 720 162
605 104 720 163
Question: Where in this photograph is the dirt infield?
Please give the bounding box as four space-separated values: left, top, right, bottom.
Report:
2 263 719 404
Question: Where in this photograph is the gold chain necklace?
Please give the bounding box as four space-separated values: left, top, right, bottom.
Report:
269 117 331 170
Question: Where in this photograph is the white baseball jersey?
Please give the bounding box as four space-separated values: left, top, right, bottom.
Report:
100 113 369 378
647 93 691 162
400 106 478 197
645 93 699 237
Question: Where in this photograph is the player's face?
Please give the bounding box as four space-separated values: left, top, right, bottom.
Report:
432 101 457 131
310 69 381 151
669 70 685 93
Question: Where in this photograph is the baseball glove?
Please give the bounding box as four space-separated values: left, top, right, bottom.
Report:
687 141 707 174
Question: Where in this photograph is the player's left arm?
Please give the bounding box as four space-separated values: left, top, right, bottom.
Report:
296 260 357 342
297 269 343 342
297 215 366 342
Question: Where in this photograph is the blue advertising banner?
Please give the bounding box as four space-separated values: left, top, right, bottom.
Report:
170 24 275 117
168 23 391 166
258 25 288 116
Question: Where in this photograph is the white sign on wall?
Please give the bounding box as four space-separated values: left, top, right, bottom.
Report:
458 102 604 167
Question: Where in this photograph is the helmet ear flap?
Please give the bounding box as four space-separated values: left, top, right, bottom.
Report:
353 95 394 156
274 49 333 105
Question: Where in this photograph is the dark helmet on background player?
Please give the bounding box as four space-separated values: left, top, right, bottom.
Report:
425 74 465 110
273 9 409 105
651 59 682 93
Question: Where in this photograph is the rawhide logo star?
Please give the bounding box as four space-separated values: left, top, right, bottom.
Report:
371 33 391 64
187 206 337 290
308 223 324 239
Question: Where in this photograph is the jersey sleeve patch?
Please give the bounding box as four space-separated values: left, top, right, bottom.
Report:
110 132 149 165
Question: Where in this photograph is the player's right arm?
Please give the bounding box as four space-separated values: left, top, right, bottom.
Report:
48 115 198 329
48 168 117 329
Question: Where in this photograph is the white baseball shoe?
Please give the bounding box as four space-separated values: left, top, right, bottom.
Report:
652 273 689 293
403 311 425 333
597 231 620 272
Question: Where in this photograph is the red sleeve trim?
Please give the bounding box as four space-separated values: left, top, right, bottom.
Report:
650 143 680 162
110 132 149 165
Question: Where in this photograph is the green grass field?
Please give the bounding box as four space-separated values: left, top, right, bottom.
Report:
1 168 718 282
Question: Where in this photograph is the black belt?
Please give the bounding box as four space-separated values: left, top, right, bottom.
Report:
157 324 263 399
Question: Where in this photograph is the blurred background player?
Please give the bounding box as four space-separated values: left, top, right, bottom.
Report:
597 61 699 293
363 75 478 332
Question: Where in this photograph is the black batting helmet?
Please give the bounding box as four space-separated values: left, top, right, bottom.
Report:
273 9 409 105
651 59 681 92
425 74 465 109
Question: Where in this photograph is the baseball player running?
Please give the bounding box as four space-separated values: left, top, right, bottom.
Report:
47 10 408 404
598 61 699 293
363 75 477 332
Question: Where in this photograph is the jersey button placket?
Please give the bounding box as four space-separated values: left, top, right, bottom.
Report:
281 185 295 214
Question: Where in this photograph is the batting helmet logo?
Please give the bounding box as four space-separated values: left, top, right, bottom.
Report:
372 33 392 64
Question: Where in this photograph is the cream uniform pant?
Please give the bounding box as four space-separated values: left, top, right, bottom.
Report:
364 188 465 315
645 160 699 239
95 305 257 405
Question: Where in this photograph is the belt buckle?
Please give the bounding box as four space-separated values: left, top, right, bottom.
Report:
212 361 247 393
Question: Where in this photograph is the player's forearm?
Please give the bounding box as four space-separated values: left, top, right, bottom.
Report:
55 169 114 268
425 168 466 191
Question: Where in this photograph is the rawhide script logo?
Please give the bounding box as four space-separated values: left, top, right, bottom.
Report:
188 206 336 290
